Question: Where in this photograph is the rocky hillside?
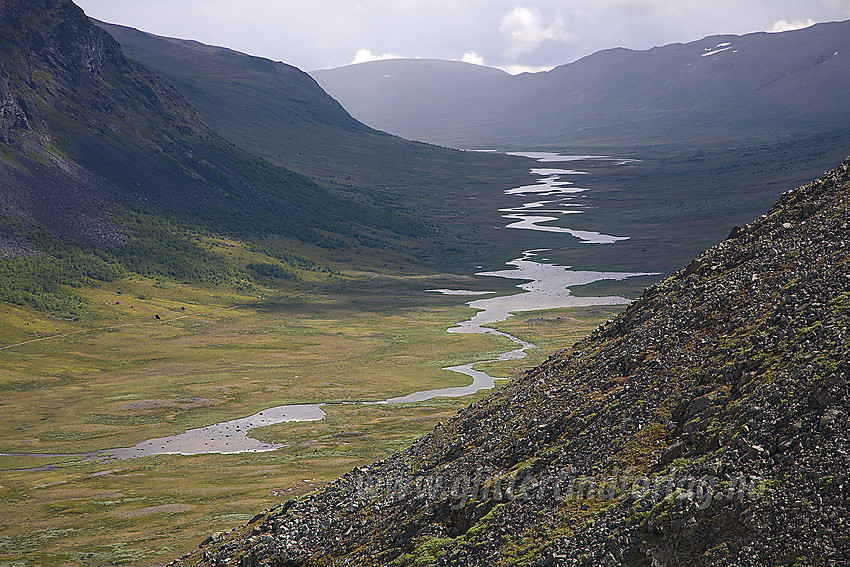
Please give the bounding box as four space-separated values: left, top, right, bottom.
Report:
178 157 850 566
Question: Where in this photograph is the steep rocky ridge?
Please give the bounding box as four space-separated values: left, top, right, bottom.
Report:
180 158 850 566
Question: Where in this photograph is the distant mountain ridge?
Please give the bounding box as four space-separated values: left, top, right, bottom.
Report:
92 20 374 140
312 21 850 149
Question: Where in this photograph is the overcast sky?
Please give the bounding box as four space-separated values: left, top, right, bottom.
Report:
76 1 850 74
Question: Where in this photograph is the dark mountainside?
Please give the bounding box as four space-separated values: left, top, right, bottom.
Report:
0 0 417 251
312 21 850 151
92 21 533 204
90 20 378 169
181 159 850 566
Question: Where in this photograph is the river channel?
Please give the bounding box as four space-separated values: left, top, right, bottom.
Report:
4 153 653 462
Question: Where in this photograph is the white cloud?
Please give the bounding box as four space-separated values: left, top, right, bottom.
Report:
351 48 402 64
501 63 556 75
768 19 816 33
499 6 576 59
461 51 485 65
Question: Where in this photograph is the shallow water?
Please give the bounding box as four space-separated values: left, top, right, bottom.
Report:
502 216 629 243
426 289 495 296
504 176 586 196
506 152 610 162
501 152 630 242
450 252 651 332
100 404 326 458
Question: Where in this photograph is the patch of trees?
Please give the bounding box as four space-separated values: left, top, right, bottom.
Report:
0 234 123 315
246 262 297 281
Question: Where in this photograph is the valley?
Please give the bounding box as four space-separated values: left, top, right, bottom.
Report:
0 257 629 566
2 1 848 565
0 150 652 565
2 139 844 565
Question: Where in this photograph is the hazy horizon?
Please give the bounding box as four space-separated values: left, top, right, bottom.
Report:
76 1 850 74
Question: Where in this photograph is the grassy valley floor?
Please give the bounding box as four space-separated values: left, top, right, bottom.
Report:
0 261 626 566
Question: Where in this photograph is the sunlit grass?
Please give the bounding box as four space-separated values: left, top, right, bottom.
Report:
0 259 625 566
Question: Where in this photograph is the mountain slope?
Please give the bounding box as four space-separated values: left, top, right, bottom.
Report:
183 158 850 566
312 58 515 148
310 58 514 149
0 0 414 250
312 21 850 149
91 20 375 158
93 21 532 199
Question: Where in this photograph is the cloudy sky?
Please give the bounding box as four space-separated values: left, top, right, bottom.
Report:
76 0 850 73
